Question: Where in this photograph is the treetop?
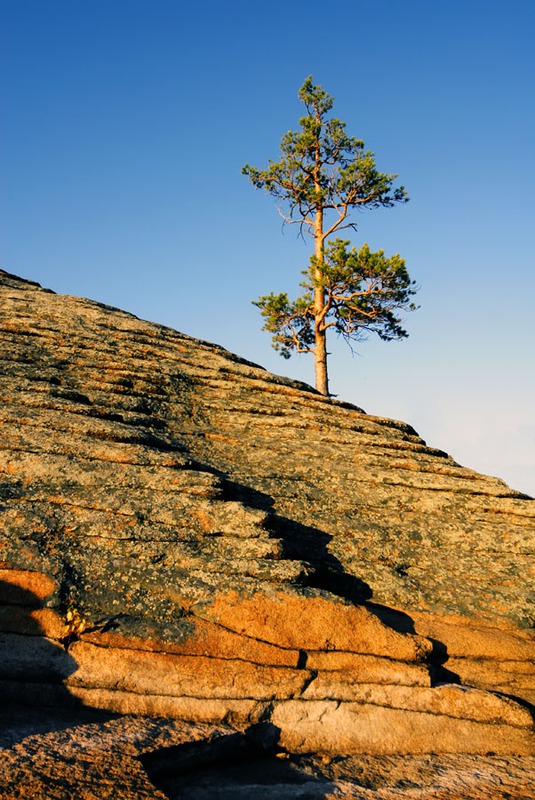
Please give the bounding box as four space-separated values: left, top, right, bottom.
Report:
298 75 334 117
242 76 408 240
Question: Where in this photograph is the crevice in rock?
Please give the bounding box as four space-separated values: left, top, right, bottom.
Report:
299 670 319 697
493 691 535 720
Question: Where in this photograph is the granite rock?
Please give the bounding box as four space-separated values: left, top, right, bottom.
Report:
1 269 534 796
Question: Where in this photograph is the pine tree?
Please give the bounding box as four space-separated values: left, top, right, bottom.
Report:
243 77 417 396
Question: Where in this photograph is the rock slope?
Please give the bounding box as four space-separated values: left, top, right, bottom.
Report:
0 269 534 789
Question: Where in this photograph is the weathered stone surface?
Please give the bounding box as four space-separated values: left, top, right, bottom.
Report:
193 590 432 661
300 683 534 727
1 269 535 796
0 604 64 638
0 569 57 604
1 269 533 627
66 641 308 700
272 700 535 755
67 689 266 724
1 708 534 799
1 705 534 800
81 617 301 667
410 610 535 705
0 710 236 800
304 651 432 685
411 611 535 660
447 657 535 706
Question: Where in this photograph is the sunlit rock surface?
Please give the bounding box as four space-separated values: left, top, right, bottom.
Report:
1 269 534 797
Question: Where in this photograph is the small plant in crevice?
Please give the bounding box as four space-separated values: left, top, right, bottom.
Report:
60 605 91 647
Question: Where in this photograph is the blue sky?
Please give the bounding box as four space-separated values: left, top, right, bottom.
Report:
2 0 534 495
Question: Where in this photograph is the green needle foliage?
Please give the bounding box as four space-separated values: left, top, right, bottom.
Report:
254 239 418 358
243 77 418 396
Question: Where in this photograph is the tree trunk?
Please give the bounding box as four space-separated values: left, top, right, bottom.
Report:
313 208 329 396
314 322 329 396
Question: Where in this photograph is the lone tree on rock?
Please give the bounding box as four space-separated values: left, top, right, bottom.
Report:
243 77 418 396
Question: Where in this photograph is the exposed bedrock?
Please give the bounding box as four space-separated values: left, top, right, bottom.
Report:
0 269 534 764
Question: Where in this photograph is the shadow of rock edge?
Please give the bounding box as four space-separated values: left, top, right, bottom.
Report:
217 471 535 716
217 474 457 672
141 721 280 778
0 577 116 746
140 722 336 800
220 476 374 603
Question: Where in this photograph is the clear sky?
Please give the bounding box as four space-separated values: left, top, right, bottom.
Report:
2 0 534 496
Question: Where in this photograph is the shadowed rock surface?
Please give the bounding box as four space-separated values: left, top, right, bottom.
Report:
0 269 534 797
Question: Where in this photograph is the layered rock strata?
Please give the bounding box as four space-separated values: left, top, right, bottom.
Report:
2 709 534 800
0 269 534 764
